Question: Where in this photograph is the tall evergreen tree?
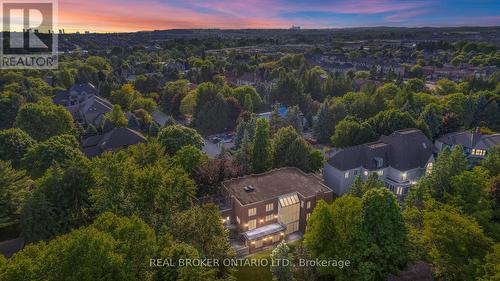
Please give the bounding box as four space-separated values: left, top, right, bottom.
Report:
251 118 273 173
357 188 409 280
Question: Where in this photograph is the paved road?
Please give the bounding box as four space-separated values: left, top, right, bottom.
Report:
203 140 235 158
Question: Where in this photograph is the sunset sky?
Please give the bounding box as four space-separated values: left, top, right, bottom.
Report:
53 0 500 32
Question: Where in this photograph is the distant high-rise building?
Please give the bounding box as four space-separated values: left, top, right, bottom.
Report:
290 25 300 30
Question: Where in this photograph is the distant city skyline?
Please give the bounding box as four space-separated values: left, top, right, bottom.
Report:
42 0 500 33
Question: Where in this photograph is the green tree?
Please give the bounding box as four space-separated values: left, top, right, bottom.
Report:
21 134 83 178
350 173 384 198
21 157 93 242
0 128 35 168
270 241 294 281
110 83 140 111
157 242 216 281
172 145 208 174
313 99 347 143
357 188 408 280
235 130 252 174
91 151 195 231
232 85 262 110
404 78 425 93
482 146 500 176
0 92 24 129
307 149 324 172
272 125 320 172
14 102 75 141
131 97 157 113
420 146 467 200
251 118 273 173
57 68 75 89
304 196 362 279
170 204 234 278
243 93 254 112
157 125 204 155
422 209 492 281
161 80 189 116
0 161 32 230
2 212 157 281
420 104 443 139
367 109 426 137
435 79 458 95
477 244 500 281
331 119 375 148
105 104 128 128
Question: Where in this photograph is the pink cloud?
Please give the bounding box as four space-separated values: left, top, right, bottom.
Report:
54 0 437 32
58 0 297 32
385 9 429 22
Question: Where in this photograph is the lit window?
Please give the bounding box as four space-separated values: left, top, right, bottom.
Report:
265 214 274 222
364 170 368 176
396 186 403 195
248 219 256 230
344 171 349 179
266 203 274 212
248 208 256 217
236 216 240 224
377 170 383 176
306 201 311 209
402 172 407 181
473 149 486 156
426 162 433 175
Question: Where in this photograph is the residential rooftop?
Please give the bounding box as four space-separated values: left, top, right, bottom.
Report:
222 167 331 205
437 131 500 150
328 128 435 171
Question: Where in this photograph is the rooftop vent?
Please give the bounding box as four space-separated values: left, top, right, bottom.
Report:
243 185 255 192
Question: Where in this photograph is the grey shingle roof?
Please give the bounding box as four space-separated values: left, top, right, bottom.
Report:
437 131 500 150
70 82 97 95
81 127 147 158
328 129 434 171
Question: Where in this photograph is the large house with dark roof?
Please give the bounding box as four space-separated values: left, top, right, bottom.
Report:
81 127 147 158
67 95 113 126
221 167 333 253
323 129 435 199
435 131 500 164
53 83 112 127
53 82 98 107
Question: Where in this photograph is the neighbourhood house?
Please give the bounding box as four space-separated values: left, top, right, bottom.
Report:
70 95 113 126
222 167 333 253
81 127 147 158
323 129 435 199
435 131 500 163
54 82 112 127
53 82 97 107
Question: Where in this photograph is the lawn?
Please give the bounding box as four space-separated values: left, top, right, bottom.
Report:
233 240 301 281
